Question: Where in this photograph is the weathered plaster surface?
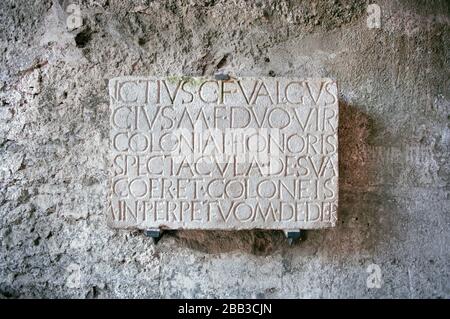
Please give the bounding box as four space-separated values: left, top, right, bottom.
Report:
0 0 448 298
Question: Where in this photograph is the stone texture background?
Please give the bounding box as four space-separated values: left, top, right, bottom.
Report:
0 0 448 298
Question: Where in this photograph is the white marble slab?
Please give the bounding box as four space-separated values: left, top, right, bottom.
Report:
108 76 338 230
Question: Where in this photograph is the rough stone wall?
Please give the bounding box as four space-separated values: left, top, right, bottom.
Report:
0 0 448 298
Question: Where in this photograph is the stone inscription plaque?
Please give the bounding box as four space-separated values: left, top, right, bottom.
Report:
108 77 338 230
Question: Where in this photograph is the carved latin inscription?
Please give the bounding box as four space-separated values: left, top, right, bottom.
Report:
108 77 338 230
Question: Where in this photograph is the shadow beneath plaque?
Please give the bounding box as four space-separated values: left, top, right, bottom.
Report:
164 100 377 256
165 229 286 256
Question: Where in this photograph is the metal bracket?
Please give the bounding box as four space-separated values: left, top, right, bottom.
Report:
214 73 230 81
144 228 162 244
284 229 302 246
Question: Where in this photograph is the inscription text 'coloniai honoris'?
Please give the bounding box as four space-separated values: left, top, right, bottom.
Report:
108 77 338 230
